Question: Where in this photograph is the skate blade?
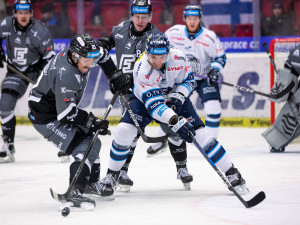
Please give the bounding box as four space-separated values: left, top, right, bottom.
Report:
85 193 115 201
115 184 131 192
234 184 250 195
58 202 95 212
183 182 191 191
59 156 71 163
146 148 167 158
0 155 15 163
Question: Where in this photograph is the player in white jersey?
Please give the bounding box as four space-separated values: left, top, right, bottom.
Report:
97 33 249 197
165 4 226 139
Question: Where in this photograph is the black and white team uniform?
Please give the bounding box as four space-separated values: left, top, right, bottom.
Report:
0 16 55 163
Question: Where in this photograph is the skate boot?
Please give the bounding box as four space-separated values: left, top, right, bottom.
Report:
270 145 285 153
0 136 15 163
98 169 119 197
59 188 96 212
115 169 134 192
146 140 167 156
85 180 115 201
177 165 193 190
225 166 250 195
58 150 71 163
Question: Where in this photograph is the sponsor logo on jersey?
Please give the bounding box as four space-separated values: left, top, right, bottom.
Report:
157 105 168 116
61 87 76 93
156 75 162 83
25 37 30 44
293 49 299 57
172 36 185 41
125 42 132 50
167 66 183 71
196 40 209 47
115 34 123 39
174 55 185 60
203 86 217 94
42 39 51 46
185 46 192 51
150 101 163 110
145 74 150 80
15 37 21 44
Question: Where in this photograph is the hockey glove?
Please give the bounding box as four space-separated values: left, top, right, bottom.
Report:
166 92 185 114
97 36 113 52
108 70 133 95
169 115 195 143
0 48 5 68
207 68 220 86
85 112 109 135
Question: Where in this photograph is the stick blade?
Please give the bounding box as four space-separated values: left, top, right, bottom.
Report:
245 191 266 208
50 188 67 202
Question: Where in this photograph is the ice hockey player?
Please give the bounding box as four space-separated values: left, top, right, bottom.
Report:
96 0 166 191
164 4 226 139
0 0 56 163
98 33 249 197
262 44 300 152
28 33 122 210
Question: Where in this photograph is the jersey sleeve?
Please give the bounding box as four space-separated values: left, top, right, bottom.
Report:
54 72 88 125
209 32 227 71
174 60 195 97
133 56 176 124
0 17 9 41
37 25 56 61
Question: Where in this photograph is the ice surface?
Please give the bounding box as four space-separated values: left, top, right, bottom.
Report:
1 126 299 225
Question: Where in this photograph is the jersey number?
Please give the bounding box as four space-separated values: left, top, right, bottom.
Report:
119 54 136 73
14 48 28 65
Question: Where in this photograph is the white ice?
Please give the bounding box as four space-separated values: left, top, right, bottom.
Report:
1 125 300 225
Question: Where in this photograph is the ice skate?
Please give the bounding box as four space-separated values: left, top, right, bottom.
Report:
146 140 167 157
270 146 285 153
85 181 115 201
115 169 134 192
98 170 119 197
57 150 71 163
0 136 15 163
177 165 193 190
225 166 250 195
58 188 95 212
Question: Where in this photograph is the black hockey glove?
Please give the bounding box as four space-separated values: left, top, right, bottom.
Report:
97 36 113 52
165 92 185 114
169 115 195 143
207 68 220 86
85 112 109 135
0 48 6 68
107 70 133 95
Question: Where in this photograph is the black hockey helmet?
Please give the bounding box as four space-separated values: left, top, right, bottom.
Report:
69 33 100 60
183 4 202 21
146 33 170 55
131 0 152 16
14 0 32 13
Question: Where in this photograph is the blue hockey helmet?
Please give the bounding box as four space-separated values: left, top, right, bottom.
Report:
14 0 32 13
131 0 152 16
183 4 202 21
146 33 170 55
70 33 100 59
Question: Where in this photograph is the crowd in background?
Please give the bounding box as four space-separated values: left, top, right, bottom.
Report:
0 0 299 38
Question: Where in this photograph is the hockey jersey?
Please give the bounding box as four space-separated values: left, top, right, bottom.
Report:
133 48 195 124
111 20 160 74
28 47 89 125
0 16 55 73
285 44 300 76
165 25 226 80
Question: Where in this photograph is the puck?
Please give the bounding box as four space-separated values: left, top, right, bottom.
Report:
61 207 70 217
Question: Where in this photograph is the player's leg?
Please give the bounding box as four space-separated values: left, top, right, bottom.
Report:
100 98 153 195
195 79 221 139
0 90 18 163
146 125 168 156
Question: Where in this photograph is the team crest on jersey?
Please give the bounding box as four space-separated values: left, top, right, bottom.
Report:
25 37 30 44
126 42 132 49
293 49 299 57
15 37 21 44
145 74 150 80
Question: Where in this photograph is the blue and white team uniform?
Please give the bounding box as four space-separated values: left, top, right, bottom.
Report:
165 24 226 138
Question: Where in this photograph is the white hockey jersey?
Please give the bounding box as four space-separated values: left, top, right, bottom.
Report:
133 48 195 124
165 25 226 80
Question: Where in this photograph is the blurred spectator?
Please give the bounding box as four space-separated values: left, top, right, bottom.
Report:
261 0 295 36
159 1 174 25
40 2 74 38
0 0 6 18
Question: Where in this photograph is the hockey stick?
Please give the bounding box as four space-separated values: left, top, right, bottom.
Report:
221 80 294 100
3 61 36 84
119 94 169 143
262 42 278 74
50 92 119 202
190 134 265 208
